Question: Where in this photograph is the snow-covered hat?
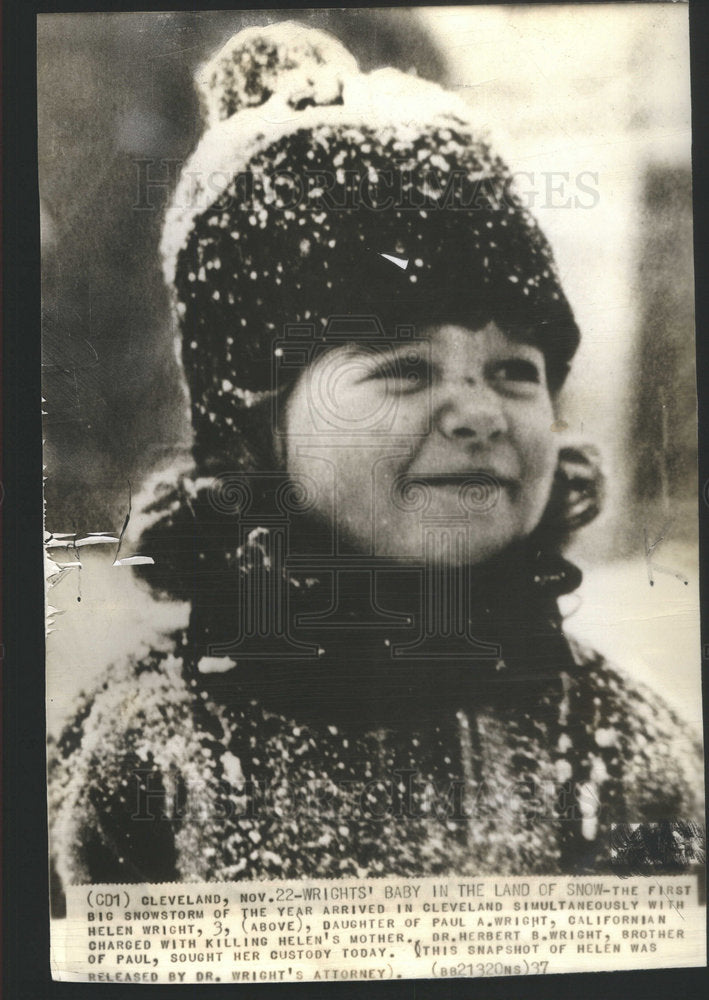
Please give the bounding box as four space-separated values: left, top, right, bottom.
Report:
161 22 580 464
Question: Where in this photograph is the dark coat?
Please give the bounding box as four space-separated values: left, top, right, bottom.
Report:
49 616 702 889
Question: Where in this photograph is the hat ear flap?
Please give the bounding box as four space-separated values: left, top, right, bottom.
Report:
556 444 604 532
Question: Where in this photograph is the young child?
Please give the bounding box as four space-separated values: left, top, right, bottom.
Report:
49 23 702 889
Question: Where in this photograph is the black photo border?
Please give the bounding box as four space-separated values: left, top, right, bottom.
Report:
3 1 708 997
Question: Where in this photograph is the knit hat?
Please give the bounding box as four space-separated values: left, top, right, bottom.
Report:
161 21 580 467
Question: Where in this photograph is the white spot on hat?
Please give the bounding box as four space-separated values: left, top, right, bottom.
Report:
198 655 237 674
379 252 408 270
221 751 245 785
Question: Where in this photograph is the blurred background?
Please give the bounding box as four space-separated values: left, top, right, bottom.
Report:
39 7 700 735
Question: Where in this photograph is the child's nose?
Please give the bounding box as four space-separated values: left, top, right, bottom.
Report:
434 379 508 443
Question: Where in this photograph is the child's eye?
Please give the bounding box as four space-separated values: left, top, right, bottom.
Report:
368 362 401 380
493 359 541 384
366 359 430 391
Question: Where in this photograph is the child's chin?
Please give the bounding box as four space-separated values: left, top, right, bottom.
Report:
375 525 517 567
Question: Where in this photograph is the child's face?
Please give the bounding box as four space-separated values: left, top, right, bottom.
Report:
283 323 558 565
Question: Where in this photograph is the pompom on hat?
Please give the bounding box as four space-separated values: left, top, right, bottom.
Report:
161 22 581 467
